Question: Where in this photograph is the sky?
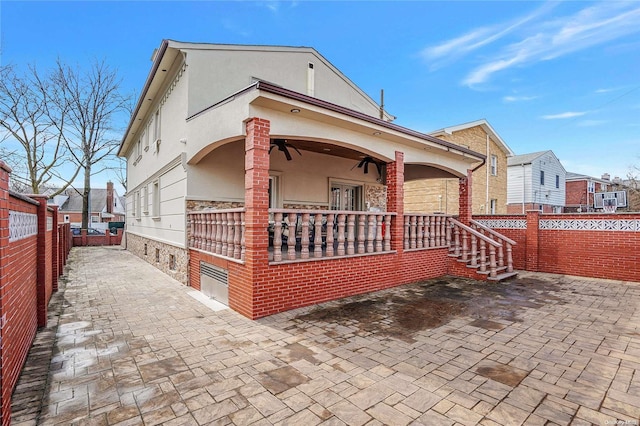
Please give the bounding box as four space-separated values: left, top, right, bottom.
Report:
1 0 639 194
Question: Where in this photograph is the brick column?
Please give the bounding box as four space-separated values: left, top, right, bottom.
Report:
458 169 473 224
233 117 270 319
31 196 50 327
525 210 540 271
51 205 59 292
386 151 404 253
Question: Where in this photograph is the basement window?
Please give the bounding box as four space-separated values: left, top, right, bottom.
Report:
155 248 160 263
169 254 176 271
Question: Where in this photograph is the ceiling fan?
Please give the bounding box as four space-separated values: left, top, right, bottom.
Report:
269 139 301 161
353 156 382 176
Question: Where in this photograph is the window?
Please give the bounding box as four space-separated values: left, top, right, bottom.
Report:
153 109 161 144
490 199 497 214
330 183 362 211
169 254 176 271
600 183 607 191
155 248 160 263
490 155 498 176
91 215 99 223
555 175 560 189
142 129 148 151
135 139 142 162
587 181 595 193
144 243 148 256
540 170 545 186
143 185 149 214
152 180 160 217
135 191 141 219
64 215 70 223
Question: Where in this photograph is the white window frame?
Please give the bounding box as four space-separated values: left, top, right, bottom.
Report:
268 172 283 209
143 185 149 214
490 199 497 214
135 191 142 219
587 181 595 193
153 109 161 144
490 155 498 176
151 179 160 219
142 128 148 152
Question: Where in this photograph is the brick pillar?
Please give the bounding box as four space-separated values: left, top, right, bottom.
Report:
51 205 59 292
525 210 540 272
458 169 473 224
0 162 10 426
386 151 404 253
31 196 49 327
233 117 270 319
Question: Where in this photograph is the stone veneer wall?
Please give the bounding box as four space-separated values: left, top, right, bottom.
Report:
126 232 188 284
186 200 244 211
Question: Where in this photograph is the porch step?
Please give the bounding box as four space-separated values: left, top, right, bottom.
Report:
475 266 508 275
487 271 518 282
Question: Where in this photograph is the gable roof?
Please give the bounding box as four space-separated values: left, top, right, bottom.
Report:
565 172 610 184
57 188 124 214
429 119 515 157
507 150 553 166
118 39 395 157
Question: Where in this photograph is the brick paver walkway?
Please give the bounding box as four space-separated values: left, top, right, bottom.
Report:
11 246 640 425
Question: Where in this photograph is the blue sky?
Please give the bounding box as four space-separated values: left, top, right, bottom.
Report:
2 0 639 193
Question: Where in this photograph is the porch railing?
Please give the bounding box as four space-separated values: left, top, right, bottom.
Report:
269 209 396 262
403 214 450 250
448 217 502 278
187 208 245 261
470 219 515 273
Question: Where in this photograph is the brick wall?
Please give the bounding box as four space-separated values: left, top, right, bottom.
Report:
72 228 124 248
0 162 69 426
474 212 640 282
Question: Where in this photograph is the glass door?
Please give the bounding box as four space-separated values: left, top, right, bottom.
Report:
330 183 362 211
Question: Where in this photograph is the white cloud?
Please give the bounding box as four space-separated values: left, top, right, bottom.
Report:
421 2 640 87
503 95 538 102
541 111 587 119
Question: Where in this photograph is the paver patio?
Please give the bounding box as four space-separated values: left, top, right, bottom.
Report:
11 246 640 426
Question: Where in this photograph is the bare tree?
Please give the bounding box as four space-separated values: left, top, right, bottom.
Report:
49 60 129 229
0 64 80 194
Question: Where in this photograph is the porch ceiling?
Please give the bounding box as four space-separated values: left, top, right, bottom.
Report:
278 139 375 161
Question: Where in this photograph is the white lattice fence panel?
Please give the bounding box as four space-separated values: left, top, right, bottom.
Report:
9 211 38 242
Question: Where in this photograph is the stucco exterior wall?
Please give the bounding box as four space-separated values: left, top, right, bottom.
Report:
185 47 383 120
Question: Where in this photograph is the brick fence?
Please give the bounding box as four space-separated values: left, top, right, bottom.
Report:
474 211 640 282
0 161 71 426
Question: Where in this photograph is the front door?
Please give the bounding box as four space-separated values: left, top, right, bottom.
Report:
330 183 362 211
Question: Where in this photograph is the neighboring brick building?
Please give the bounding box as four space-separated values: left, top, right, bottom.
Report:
50 182 125 226
405 119 514 215
565 172 612 212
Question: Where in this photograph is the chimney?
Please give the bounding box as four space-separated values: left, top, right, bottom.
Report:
106 181 114 214
613 176 621 184
601 173 610 181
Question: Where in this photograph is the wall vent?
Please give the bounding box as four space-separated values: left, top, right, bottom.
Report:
200 262 229 305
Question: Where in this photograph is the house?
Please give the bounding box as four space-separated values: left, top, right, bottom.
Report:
50 182 125 226
117 40 516 319
507 150 566 213
565 172 615 212
405 119 514 215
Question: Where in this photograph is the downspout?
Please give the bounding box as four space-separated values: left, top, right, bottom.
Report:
486 134 490 214
468 157 486 217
